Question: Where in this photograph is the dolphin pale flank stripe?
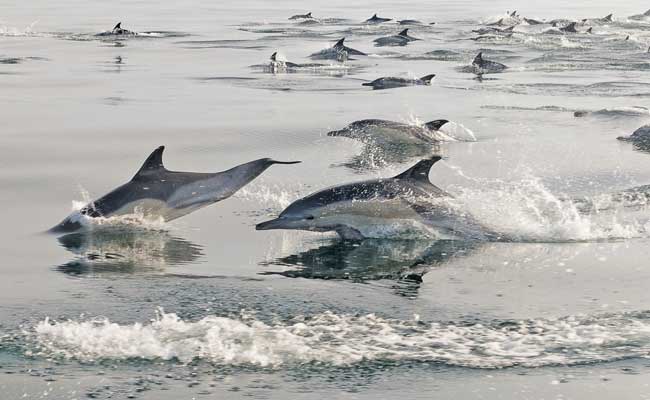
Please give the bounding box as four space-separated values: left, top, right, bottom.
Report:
50 146 300 233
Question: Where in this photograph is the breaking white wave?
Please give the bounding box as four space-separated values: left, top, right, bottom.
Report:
30 310 650 368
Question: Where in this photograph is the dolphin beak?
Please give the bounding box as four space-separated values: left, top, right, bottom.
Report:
255 217 286 231
327 129 346 137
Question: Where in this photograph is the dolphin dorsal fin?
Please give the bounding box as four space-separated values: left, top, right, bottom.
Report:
586 27 592 33
334 38 345 47
604 13 612 21
473 52 483 64
113 22 122 30
133 146 166 179
625 35 630 40
420 74 436 83
398 28 409 36
270 52 277 61
424 119 449 131
306 12 312 17
645 9 650 16
372 14 378 18
394 156 442 183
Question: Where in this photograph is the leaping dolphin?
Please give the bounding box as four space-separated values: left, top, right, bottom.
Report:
471 52 507 74
365 14 392 24
362 74 435 90
327 119 468 145
50 146 300 233
256 157 501 241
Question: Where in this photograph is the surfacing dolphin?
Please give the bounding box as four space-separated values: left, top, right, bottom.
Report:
309 38 366 60
365 14 392 24
289 12 313 20
327 119 474 145
629 9 650 20
471 52 507 74
96 22 136 37
362 74 435 90
373 29 420 46
256 157 501 241
617 125 650 151
50 146 300 233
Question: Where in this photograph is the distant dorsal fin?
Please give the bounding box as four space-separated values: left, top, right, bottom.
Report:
604 13 612 21
645 9 650 16
398 28 409 36
625 35 630 40
586 27 592 33
334 38 345 47
473 52 483 64
372 13 378 18
419 74 436 83
394 156 442 183
133 146 166 179
113 22 122 30
270 52 277 61
306 12 312 17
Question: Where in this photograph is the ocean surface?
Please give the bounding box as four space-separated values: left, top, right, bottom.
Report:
2 0 650 398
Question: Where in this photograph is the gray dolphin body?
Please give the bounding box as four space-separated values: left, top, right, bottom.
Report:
618 125 650 146
362 74 435 90
256 157 501 241
96 22 136 37
50 146 299 233
629 9 650 20
309 38 366 60
365 14 392 24
471 52 507 74
327 119 454 145
289 12 313 20
373 29 420 46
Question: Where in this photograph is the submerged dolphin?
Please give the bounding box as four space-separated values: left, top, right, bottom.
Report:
50 146 300 233
327 119 464 145
471 52 507 74
362 74 435 90
289 12 313 20
365 14 392 24
373 29 420 46
309 38 366 60
256 157 500 241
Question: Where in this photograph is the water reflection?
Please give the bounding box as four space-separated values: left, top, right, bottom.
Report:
55 230 203 276
260 239 478 296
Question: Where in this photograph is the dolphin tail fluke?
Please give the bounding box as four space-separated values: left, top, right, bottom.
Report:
424 119 449 131
398 28 409 36
394 156 442 183
420 74 436 84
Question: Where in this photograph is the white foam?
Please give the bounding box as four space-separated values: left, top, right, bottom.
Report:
31 310 650 368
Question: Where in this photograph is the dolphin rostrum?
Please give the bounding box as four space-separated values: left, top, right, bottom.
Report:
362 74 435 90
50 146 300 233
256 157 501 241
471 52 507 74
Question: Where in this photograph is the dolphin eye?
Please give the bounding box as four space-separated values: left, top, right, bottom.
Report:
305 215 315 220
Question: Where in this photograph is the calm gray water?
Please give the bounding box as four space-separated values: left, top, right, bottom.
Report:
2 0 650 399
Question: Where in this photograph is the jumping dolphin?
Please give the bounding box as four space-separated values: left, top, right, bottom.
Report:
289 12 313 20
471 52 507 74
96 22 135 36
365 14 392 24
373 29 420 46
327 119 476 145
50 146 300 233
309 38 366 60
256 157 500 241
362 74 435 90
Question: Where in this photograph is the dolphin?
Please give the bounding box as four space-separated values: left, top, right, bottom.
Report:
256 157 501 241
471 52 507 74
96 22 135 37
50 146 300 233
510 10 518 17
398 19 423 25
524 17 543 25
617 125 650 146
586 27 593 33
309 38 366 60
362 74 435 90
629 9 650 20
559 22 578 33
327 119 468 145
373 29 420 46
269 52 300 69
365 14 392 24
289 12 313 20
